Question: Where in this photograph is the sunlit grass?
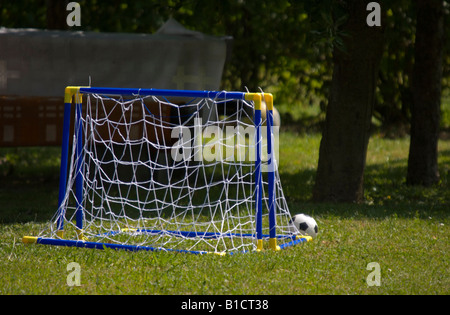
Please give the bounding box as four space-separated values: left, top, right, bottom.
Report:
0 131 449 295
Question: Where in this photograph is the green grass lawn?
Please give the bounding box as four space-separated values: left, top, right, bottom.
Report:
0 131 449 295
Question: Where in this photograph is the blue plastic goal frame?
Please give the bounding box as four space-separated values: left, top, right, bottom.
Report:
22 87 311 254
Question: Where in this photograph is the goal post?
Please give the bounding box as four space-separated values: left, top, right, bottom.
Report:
23 86 311 254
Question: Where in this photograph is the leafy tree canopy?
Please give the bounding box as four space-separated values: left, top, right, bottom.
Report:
1 0 449 129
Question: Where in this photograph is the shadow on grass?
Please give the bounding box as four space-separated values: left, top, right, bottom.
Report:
0 147 61 224
0 173 59 224
279 149 449 220
0 147 448 225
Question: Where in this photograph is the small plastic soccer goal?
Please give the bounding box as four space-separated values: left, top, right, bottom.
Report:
22 87 311 254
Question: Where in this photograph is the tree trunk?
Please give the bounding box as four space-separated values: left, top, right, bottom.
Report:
313 1 384 203
407 0 443 187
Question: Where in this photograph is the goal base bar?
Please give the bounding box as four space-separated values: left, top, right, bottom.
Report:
22 234 312 255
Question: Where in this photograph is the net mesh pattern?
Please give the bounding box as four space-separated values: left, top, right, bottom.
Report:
41 91 294 253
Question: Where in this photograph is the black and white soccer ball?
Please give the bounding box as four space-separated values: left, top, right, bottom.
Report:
288 213 319 238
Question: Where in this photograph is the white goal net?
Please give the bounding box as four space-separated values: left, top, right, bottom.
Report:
33 87 307 254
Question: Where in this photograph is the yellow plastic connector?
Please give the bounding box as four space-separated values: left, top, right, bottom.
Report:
208 251 227 256
76 229 87 241
64 86 89 104
263 93 274 111
245 93 262 110
296 235 313 242
256 239 264 251
269 238 281 251
22 236 38 244
121 228 138 233
64 86 80 103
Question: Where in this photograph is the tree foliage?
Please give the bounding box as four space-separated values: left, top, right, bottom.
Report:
1 0 449 129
